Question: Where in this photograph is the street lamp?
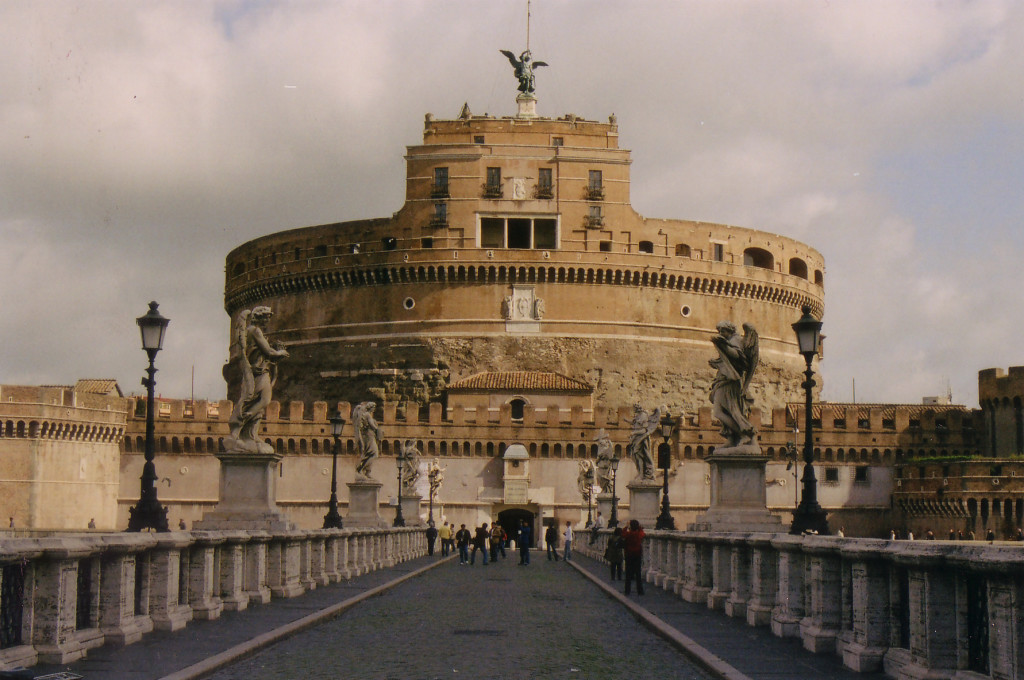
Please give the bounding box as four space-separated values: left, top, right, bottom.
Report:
427 464 440 525
127 301 170 532
655 412 676 530
608 455 620 528
323 410 345 529
585 465 595 528
789 305 830 535
394 446 407 527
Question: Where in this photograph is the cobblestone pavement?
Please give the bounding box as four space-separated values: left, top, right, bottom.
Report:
569 554 887 680
206 553 716 680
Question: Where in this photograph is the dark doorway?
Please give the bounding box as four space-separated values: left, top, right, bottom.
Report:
497 508 535 547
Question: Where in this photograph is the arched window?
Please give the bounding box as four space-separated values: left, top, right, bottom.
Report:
814 270 824 286
675 243 691 257
788 258 808 279
510 398 526 421
638 241 654 254
743 247 774 270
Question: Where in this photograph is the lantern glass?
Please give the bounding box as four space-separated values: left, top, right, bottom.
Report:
609 457 620 471
660 414 674 441
329 412 344 437
791 305 822 358
137 301 169 352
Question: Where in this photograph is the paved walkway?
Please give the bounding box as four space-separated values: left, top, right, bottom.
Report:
29 549 887 680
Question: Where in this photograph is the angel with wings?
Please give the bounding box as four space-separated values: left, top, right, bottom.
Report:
500 49 547 94
709 321 759 448
628 404 663 480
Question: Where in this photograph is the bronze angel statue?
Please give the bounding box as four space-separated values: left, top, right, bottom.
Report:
500 49 547 95
709 321 760 449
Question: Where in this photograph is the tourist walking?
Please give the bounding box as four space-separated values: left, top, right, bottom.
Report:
490 522 507 561
455 523 471 564
470 523 490 565
518 520 532 565
589 511 604 544
438 522 452 556
425 522 438 556
604 527 624 581
622 519 645 595
563 520 574 561
544 523 560 561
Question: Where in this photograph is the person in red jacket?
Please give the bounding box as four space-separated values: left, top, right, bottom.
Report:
621 519 645 595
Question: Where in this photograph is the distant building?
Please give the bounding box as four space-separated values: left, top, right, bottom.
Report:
0 381 126 530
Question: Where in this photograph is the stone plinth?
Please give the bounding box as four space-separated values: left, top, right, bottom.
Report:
596 493 614 522
627 479 661 527
689 446 782 533
516 93 537 118
194 447 294 532
346 478 387 528
400 494 423 525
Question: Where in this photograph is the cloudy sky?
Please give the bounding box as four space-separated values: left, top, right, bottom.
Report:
2 0 1022 408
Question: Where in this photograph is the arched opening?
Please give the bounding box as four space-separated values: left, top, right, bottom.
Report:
509 398 526 421
497 508 536 548
788 258 808 279
675 243 691 257
743 247 774 270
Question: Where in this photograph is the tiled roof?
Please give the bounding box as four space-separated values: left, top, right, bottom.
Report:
786 402 970 420
74 379 123 397
448 371 592 393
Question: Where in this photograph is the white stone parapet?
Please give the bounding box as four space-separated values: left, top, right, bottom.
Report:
0 526 428 671
573 530 1024 679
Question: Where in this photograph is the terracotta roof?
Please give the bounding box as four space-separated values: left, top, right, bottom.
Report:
787 402 970 420
74 379 123 397
448 371 592 393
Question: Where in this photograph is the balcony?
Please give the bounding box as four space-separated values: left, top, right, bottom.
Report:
429 216 449 229
584 215 604 229
430 183 450 199
482 184 503 199
535 185 554 199
586 185 604 201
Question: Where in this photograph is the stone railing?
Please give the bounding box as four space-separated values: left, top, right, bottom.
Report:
0 527 426 670
576 530 1024 679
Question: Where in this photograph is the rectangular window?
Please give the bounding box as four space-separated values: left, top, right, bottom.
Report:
588 170 603 190
833 419 847 429
599 240 612 252
507 218 531 249
854 466 870 483
433 202 447 224
478 216 559 250
480 217 504 248
539 168 552 188
432 167 449 197
824 467 840 484
474 135 485 144
534 219 557 249
712 243 724 262
486 167 501 187
552 137 563 147
421 237 433 248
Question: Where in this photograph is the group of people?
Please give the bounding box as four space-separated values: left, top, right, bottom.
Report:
602 519 646 595
428 516 648 597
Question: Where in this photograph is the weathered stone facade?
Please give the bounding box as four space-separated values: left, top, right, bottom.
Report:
223 106 825 414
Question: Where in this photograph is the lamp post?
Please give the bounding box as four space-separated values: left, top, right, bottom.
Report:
323 410 345 529
608 455 620 528
427 465 439 525
789 305 830 535
127 301 170 533
394 447 407 527
655 413 677 530
585 469 594 528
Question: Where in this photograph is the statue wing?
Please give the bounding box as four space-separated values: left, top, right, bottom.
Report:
742 324 759 394
533 61 548 68
500 49 519 67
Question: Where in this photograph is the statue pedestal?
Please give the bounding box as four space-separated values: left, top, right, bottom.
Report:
627 479 662 528
400 494 423 526
346 478 387 528
596 493 614 522
516 93 538 119
689 446 782 533
194 447 294 532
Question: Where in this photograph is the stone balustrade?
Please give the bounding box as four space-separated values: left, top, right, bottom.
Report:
0 527 426 670
576 530 1024 679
